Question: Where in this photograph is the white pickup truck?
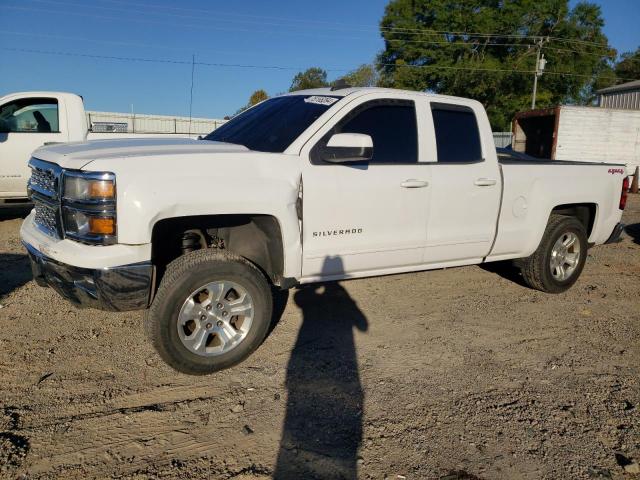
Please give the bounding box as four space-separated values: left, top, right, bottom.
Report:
0 91 205 206
20 87 628 375
0 92 91 205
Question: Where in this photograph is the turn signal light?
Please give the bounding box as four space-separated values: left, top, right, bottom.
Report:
88 180 115 199
88 217 116 235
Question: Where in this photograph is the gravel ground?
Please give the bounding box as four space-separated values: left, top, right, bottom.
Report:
0 197 638 480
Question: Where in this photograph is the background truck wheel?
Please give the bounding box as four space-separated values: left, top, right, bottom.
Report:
520 215 588 293
144 249 273 375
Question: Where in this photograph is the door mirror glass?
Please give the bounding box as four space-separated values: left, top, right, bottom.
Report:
321 133 373 163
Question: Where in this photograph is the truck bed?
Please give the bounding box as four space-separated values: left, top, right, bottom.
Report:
488 160 625 262
499 158 626 166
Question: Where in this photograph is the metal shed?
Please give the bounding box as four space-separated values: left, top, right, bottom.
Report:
597 80 640 110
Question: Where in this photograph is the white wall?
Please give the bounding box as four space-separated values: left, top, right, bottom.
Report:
86 111 226 135
555 106 640 169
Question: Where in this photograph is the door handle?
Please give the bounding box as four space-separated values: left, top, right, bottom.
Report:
401 179 429 188
474 178 497 187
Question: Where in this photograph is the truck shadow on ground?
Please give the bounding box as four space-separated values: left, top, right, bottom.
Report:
625 223 640 245
0 206 31 222
0 253 32 300
480 261 528 288
274 257 367 479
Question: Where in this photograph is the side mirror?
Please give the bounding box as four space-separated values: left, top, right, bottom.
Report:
321 133 373 163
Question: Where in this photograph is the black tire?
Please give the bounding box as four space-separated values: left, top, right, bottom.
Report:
144 249 273 375
520 215 588 293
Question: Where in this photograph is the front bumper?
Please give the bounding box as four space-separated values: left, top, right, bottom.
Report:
604 222 625 244
24 242 153 311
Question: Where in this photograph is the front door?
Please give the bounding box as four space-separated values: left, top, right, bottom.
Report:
300 94 432 280
0 97 65 198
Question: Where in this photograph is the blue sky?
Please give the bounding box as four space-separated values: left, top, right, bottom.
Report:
1 0 638 118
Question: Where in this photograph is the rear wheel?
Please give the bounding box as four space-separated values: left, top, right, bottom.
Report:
144 249 273 375
520 215 588 293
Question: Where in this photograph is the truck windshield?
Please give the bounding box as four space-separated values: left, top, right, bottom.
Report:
204 95 340 153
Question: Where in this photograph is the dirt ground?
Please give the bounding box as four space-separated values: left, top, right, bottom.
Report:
0 197 639 480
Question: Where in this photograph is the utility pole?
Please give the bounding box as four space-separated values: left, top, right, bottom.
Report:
531 37 548 110
188 53 195 136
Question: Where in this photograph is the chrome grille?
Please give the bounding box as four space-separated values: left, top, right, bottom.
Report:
28 158 62 238
33 202 59 237
29 164 58 198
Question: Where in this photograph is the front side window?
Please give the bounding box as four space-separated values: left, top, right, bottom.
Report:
325 99 418 164
0 98 59 133
204 95 340 153
431 103 482 163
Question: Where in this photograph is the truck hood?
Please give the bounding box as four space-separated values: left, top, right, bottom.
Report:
32 137 250 169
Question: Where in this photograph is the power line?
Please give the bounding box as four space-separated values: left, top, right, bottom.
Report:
92 0 613 48
17 0 539 38
0 47 331 71
2 5 372 42
3 5 613 61
542 44 614 58
0 26 538 52
7 46 634 81
12 0 613 50
49 0 595 45
0 30 274 58
0 28 612 63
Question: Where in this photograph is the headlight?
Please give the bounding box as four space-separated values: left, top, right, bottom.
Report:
61 170 117 245
63 172 115 202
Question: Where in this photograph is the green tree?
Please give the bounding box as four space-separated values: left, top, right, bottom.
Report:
289 67 329 91
339 64 380 87
377 0 615 130
249 89 269 106
234 89 269 116
615 48 640 81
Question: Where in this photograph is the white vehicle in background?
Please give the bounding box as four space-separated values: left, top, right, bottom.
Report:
20 87 628 375
0 91 222 206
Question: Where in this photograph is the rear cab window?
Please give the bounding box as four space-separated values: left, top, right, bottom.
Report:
431 102 482 163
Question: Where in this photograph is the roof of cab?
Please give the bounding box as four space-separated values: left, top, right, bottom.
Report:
0 91 84 104
282 86 482 106
284 86 417 98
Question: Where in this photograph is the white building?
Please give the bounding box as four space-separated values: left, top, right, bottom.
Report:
597 80 640 110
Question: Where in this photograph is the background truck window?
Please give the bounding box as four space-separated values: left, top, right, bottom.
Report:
0 98 59 133
431 103 482 163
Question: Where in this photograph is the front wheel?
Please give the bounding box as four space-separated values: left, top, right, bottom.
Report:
144 249 273 375
520 215 588 293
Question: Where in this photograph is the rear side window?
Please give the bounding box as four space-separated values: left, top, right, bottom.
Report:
431 103 482 163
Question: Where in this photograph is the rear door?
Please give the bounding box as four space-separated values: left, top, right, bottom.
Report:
300 93 432 279
423 101 502 263
0 97 67 198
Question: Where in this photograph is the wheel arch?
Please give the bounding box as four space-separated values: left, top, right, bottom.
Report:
151 214 286 287
550 202 597 238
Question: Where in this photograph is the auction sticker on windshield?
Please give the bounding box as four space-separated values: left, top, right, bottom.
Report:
304 96 339 106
